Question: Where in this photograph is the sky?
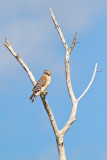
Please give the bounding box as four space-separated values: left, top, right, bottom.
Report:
0 0 107 160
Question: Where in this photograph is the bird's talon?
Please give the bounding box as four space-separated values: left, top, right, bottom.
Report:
44 91 48 95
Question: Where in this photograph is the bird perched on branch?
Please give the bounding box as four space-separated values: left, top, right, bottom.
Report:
29 70 51 102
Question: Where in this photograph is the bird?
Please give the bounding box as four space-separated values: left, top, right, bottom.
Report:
29 70 51 102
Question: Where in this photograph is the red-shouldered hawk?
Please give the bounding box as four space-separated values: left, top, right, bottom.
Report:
29 70 51 102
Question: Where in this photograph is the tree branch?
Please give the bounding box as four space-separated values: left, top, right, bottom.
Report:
61 102 78 135
69 32 77 54
77 63 97 102
65 34 77 103
4 38 36 86
50 8 68 51
4 8 98 160
50 8 78 137
4 38 59 137
50 8 97 136
50 8 77 102
61 35 78 135
41 95 59 135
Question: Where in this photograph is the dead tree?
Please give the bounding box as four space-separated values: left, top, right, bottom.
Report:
4 8 99 160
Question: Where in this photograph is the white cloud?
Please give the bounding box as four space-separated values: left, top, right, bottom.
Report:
0 0 107 75
49 0 107 33
0 0 107 32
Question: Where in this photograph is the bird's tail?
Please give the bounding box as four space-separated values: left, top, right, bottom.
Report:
29 94 36 103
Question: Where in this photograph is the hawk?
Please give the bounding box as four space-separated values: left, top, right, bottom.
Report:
29 70 51 102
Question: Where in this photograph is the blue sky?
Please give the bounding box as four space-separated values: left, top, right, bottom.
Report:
0 0 107 160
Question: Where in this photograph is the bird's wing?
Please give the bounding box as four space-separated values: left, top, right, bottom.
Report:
32 75 47 93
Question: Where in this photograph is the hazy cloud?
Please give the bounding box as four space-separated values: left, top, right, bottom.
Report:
0 0 106 74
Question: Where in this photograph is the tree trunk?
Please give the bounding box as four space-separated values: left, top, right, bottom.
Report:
57 134 66 160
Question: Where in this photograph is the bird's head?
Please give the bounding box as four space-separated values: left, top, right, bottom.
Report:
43 70 51 76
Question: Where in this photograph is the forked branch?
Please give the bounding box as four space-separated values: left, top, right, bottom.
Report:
4 38 58 138
50 8 98 138
4 8 99 160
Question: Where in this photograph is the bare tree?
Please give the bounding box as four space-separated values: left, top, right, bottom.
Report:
4 9 99 160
